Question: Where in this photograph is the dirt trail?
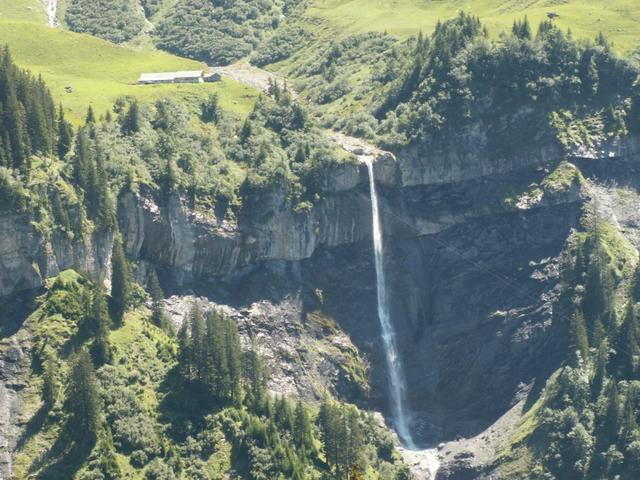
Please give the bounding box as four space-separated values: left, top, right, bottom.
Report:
210 61 296 97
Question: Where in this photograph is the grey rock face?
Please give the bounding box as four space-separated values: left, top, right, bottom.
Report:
2 130 639 479
0 311 34 479
163 294 369 401
0 211 113 297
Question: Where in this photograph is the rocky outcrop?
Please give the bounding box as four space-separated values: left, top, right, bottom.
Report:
2 127 639 479
164 294 369 401
117 170 373 285
0 212 113 298
0 335 29 476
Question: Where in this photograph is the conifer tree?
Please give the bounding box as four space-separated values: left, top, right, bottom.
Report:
224 315 242 403
189 304 206 383
41 347 59 410
621 393 638 443
592 340 609 399
90 288 112 365
177 319 191 379
0 47 57 171
245 346 268 413
149 269 170 332
616 302 639 378
110 236 130 325
293 400 315 458
200 93 220 123
602 380 621 444
570 311 589 362
67 349 101 447
56 105 73 159
121 100 140 135
51 192 71 232
274 396 294 432
89 146 116 228
512 17 532 40
85 105 95 124
73 127 92 190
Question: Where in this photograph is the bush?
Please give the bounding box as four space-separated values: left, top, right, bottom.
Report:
154 0 285 65
144 459 175 480
65 0 144 43
251 25 311 66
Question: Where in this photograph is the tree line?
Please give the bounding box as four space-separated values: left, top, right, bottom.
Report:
0 47 59 173
537 214 640 479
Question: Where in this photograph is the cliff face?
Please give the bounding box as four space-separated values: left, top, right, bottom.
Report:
2 131 639 477
0 213 113 298
110 135 591 445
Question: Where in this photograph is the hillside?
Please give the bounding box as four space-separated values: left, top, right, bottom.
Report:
0 19 259 122
304 0 640 50
0 2 640 480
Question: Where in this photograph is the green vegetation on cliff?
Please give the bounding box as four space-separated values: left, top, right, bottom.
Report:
65 0 145 44
500 211 640 479
9 270 407 479
154 0 302 65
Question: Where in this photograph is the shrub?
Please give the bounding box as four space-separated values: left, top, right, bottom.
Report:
65 0 144 44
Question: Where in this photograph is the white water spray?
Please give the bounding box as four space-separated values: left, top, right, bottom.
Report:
47 0 58 28
364 157 416 449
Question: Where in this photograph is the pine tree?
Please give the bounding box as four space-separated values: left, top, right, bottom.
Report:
616 302 639 378
73 127 92 190
85 105 95 124
189 304 206 383
602 380 621 444
121 100 140 135
592 340 609 399
319 399 340 475
293 400 314 458
66 349 101 447
149 269 170 332
110 236 130 325
570 311 589 362
51 192 71 232
90 288 112 365
41 347 59 410
245 346 267 413
87 145 116 228
512 17 532 40
621 393 638 443
224 315 242 403
275 396 294 432
177 319 191 379
583 253 614 343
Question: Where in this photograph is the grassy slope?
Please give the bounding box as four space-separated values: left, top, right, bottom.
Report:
0 18 259 123
307 0 640 51
0 0 46 22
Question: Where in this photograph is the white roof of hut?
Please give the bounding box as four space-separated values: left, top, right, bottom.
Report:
138 71 203 82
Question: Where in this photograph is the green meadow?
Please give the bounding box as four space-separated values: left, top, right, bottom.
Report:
1 0 638 124
308 0 640 51
0 19 260 122
0 0 46 22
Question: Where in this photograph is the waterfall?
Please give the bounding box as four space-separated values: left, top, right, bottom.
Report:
47 0 58 28
364 157 416 449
